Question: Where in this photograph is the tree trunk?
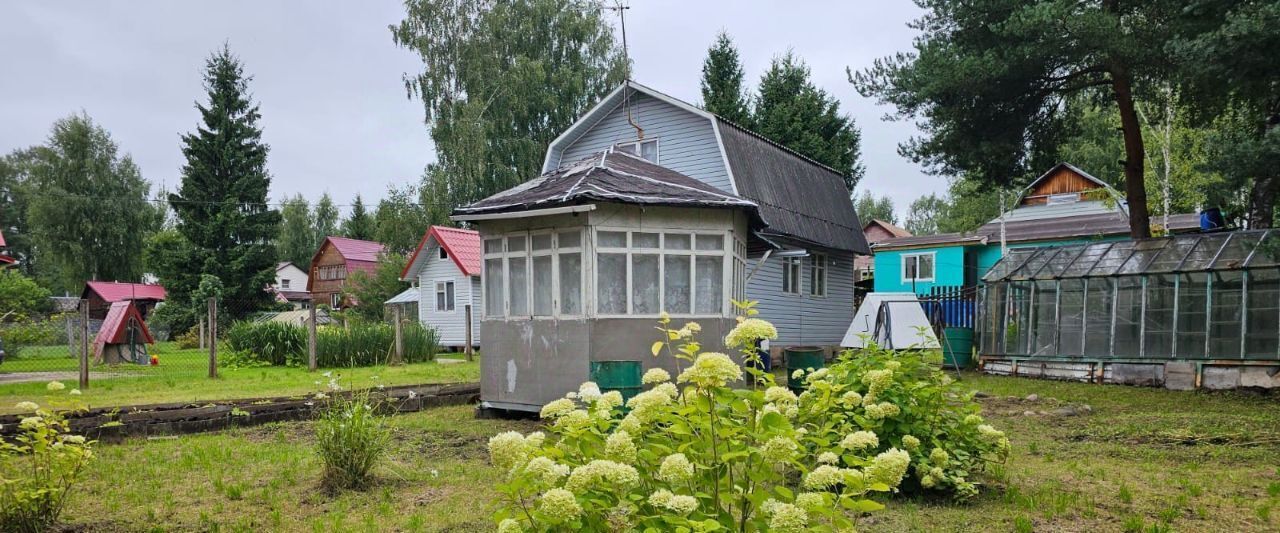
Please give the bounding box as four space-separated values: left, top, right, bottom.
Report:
1109 63 1152 239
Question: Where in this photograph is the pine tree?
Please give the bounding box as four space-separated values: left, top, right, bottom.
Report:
341 194 375 240
277 194 314 267
700 31 751 125
168 45 280 311
313 192 339 245
754 53 865 192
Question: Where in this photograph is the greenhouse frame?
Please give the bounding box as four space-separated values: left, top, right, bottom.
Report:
977 229 1280 389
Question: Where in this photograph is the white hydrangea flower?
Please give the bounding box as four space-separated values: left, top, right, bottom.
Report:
803 465 846 490
538 488 582 523
539 398 576 419
605 430 637 464
14 401 38 412
488 431 532 471
676 352 742 389
497 518 524 533
641 367 671 385
761 499 808 532
46 381 66 391
658 453 695 483
578 382 603 403
817 451 839 464
841 430 879 450
724 318 778 347
565 460 640 493
760 436 798 465
866 448 911 487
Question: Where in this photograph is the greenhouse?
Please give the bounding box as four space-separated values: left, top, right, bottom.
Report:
977 230 1280 388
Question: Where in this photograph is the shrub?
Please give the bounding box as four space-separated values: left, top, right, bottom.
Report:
792 343 1011 499
0 390 95 532
488 309 913 531
314 391 391 490
224 320 307 366
315 321 438 367
174 327 201 350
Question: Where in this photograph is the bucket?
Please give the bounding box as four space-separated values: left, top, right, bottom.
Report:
941 327 974 368
589 360 644 404
785 347 826 392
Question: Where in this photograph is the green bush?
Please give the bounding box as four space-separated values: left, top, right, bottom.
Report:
792 344 1011 500
315 391 391 490
174 327 201 350
315 321 438 367
224 320 307 366
0 393 95 532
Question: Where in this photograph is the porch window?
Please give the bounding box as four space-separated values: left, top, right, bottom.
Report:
435 281 455 312
483 231 583 319
902 253 935 282
809 254 827 297
596 230 737 316
782 257 801 294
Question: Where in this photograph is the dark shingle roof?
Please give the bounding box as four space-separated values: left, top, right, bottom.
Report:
456 151 759 217
874 210 1203 250
716 119 868 254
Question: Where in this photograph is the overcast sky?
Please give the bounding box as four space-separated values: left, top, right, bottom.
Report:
0 1 933 219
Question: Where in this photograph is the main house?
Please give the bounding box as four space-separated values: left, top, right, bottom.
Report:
401 225 483 349
455 81 868 412
307 236 385 309
872 163 1201 295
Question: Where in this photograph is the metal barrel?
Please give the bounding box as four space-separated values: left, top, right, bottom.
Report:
785 347 826 392
589 360 644 404
941 327 974 368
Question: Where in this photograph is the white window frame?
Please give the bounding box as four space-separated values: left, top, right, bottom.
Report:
280 279 291 289
435 280 455 312
593 228 734 318
782 257 802 294
902 252 936 282
330 292 341 308
482 229 584 320
614 138 660 164
809 253 828 297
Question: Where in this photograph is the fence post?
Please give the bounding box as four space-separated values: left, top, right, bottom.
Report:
392 305 404 366
464 304 474 362
207 297 217 379
79 299 89 390
308 305 318 372
199 317 206 351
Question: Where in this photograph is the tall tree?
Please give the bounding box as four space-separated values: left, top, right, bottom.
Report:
0 149 36 275
277 194 314 267
853 189 897 225
26 114 157 293
374 184 428 254
853 0 1183 238
341 194 375 240
700 31 751 125
346 252 408 321
391 0 626 213
904 193 950 236
755 52 865 192
313 192 339 244
167 46 280 311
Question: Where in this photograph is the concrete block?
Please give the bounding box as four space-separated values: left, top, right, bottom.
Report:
1240 366 1280 389
1108 363 1164 387
1201 366 1241 390
1164 362 1197 391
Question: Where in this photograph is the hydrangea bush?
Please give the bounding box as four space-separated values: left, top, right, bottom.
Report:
0 383 95 533
791 343 1010 499
488 305 915 532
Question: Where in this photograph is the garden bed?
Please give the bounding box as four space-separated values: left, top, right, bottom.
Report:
0 382 479 442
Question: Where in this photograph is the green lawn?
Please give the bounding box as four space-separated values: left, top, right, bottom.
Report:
0 342 480 414
49 372 1280 532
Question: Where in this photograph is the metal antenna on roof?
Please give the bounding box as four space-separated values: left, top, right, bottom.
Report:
999 189 1008 256
607 1 643 140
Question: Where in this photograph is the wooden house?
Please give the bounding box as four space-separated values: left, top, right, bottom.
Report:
401 225 483 349
854 219 911 281
81 281 166 320
307 236 385 309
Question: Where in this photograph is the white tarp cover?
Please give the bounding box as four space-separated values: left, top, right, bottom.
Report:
842 292 940 349
385 286 420 305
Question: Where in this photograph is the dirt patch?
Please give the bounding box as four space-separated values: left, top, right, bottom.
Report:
417 430 490 460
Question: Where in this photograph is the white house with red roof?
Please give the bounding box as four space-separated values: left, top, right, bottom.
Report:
402 225 482 348
0 229 15 266
307 236 386 309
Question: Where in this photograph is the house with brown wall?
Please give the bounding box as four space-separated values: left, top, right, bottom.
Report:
854 219 912 281
307 236 385 309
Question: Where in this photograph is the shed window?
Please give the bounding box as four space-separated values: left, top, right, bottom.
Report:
782 257 801 294
436 281 455 312
903 253 935 282
615 139 659 164
485 230 583 319
809 254 828 297
595 230 736 316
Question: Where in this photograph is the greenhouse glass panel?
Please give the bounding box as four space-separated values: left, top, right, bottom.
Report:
1143 275 1176 358
1208 271 1243 357
1117 239 1168 275
984 249 1038 282
1145 237 1198 273
1246 230 1280 267
1176 273 1208 358
1113 277 1143 356
1057 279 1085 356
1244 269 1280 358
1084 278 1114 356
1061 243 1113 277
1212 232 1262 270
1006 282 1033 355
1088 241 1137 276
1031 281 1057 355
1010 249 1054 280
982 284 1006 355
1036 246 1084 279
1180 233 1230 270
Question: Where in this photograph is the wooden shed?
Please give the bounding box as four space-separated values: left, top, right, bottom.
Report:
93 301 155 365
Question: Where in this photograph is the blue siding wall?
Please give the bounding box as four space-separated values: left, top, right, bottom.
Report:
872 246 966 294
551 93 733 193
747 251 856 346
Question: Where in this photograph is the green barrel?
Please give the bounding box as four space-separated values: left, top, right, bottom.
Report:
785 347 826 392
941 327 974 368
590 360 644 404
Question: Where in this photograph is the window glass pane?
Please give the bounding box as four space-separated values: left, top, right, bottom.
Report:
1117 239 1167 275
1248 231 1280 267
1209 271 1243 357
485 258 504 317
1010 249 1054 280
632 254 660 314
446 282 455 311
695 256 723 314
436 285 446 312
1060 243 1111 277
919 255 935 279
1144 275 1176 357
558 231 581 249
532 256 553 316
507 235 526 253
664 255 691 314
599 231 627 248
484 238 503 254
615 142 638 156
509 257 528 315
904 257 918 280
664 233 690 250
640 140 658 163
1031 281 1057 355
531 234 553 251
783 257 800 293
633 232 660 248
1212 233 1262 269
1176 273 1207 357
1113 277 1142 356
982 284 1007 355
1245 269 1280 357
1145 238 1198 272
1057 280 1085 356
559 253 582 315
1084 279 1113 356
597 253 628 314
1180 234 1230 270
1088 242 1136 276
1006 282 1033 355
696 234 724 251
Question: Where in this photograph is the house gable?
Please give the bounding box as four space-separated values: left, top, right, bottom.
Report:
1018 163 1117 207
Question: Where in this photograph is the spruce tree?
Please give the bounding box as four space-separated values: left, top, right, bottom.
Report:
313 192 339 245
168 45 280 311
700 31 751 125
341 194 375 240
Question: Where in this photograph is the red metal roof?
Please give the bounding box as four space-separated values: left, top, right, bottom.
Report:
321 236 386 263
0 229 6 247
84 281 167 302
402 225 482 279
93 301 154 359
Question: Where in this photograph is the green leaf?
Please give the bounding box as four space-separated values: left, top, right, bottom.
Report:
849 498 885 513
774 486 794 500
652 341 664 357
